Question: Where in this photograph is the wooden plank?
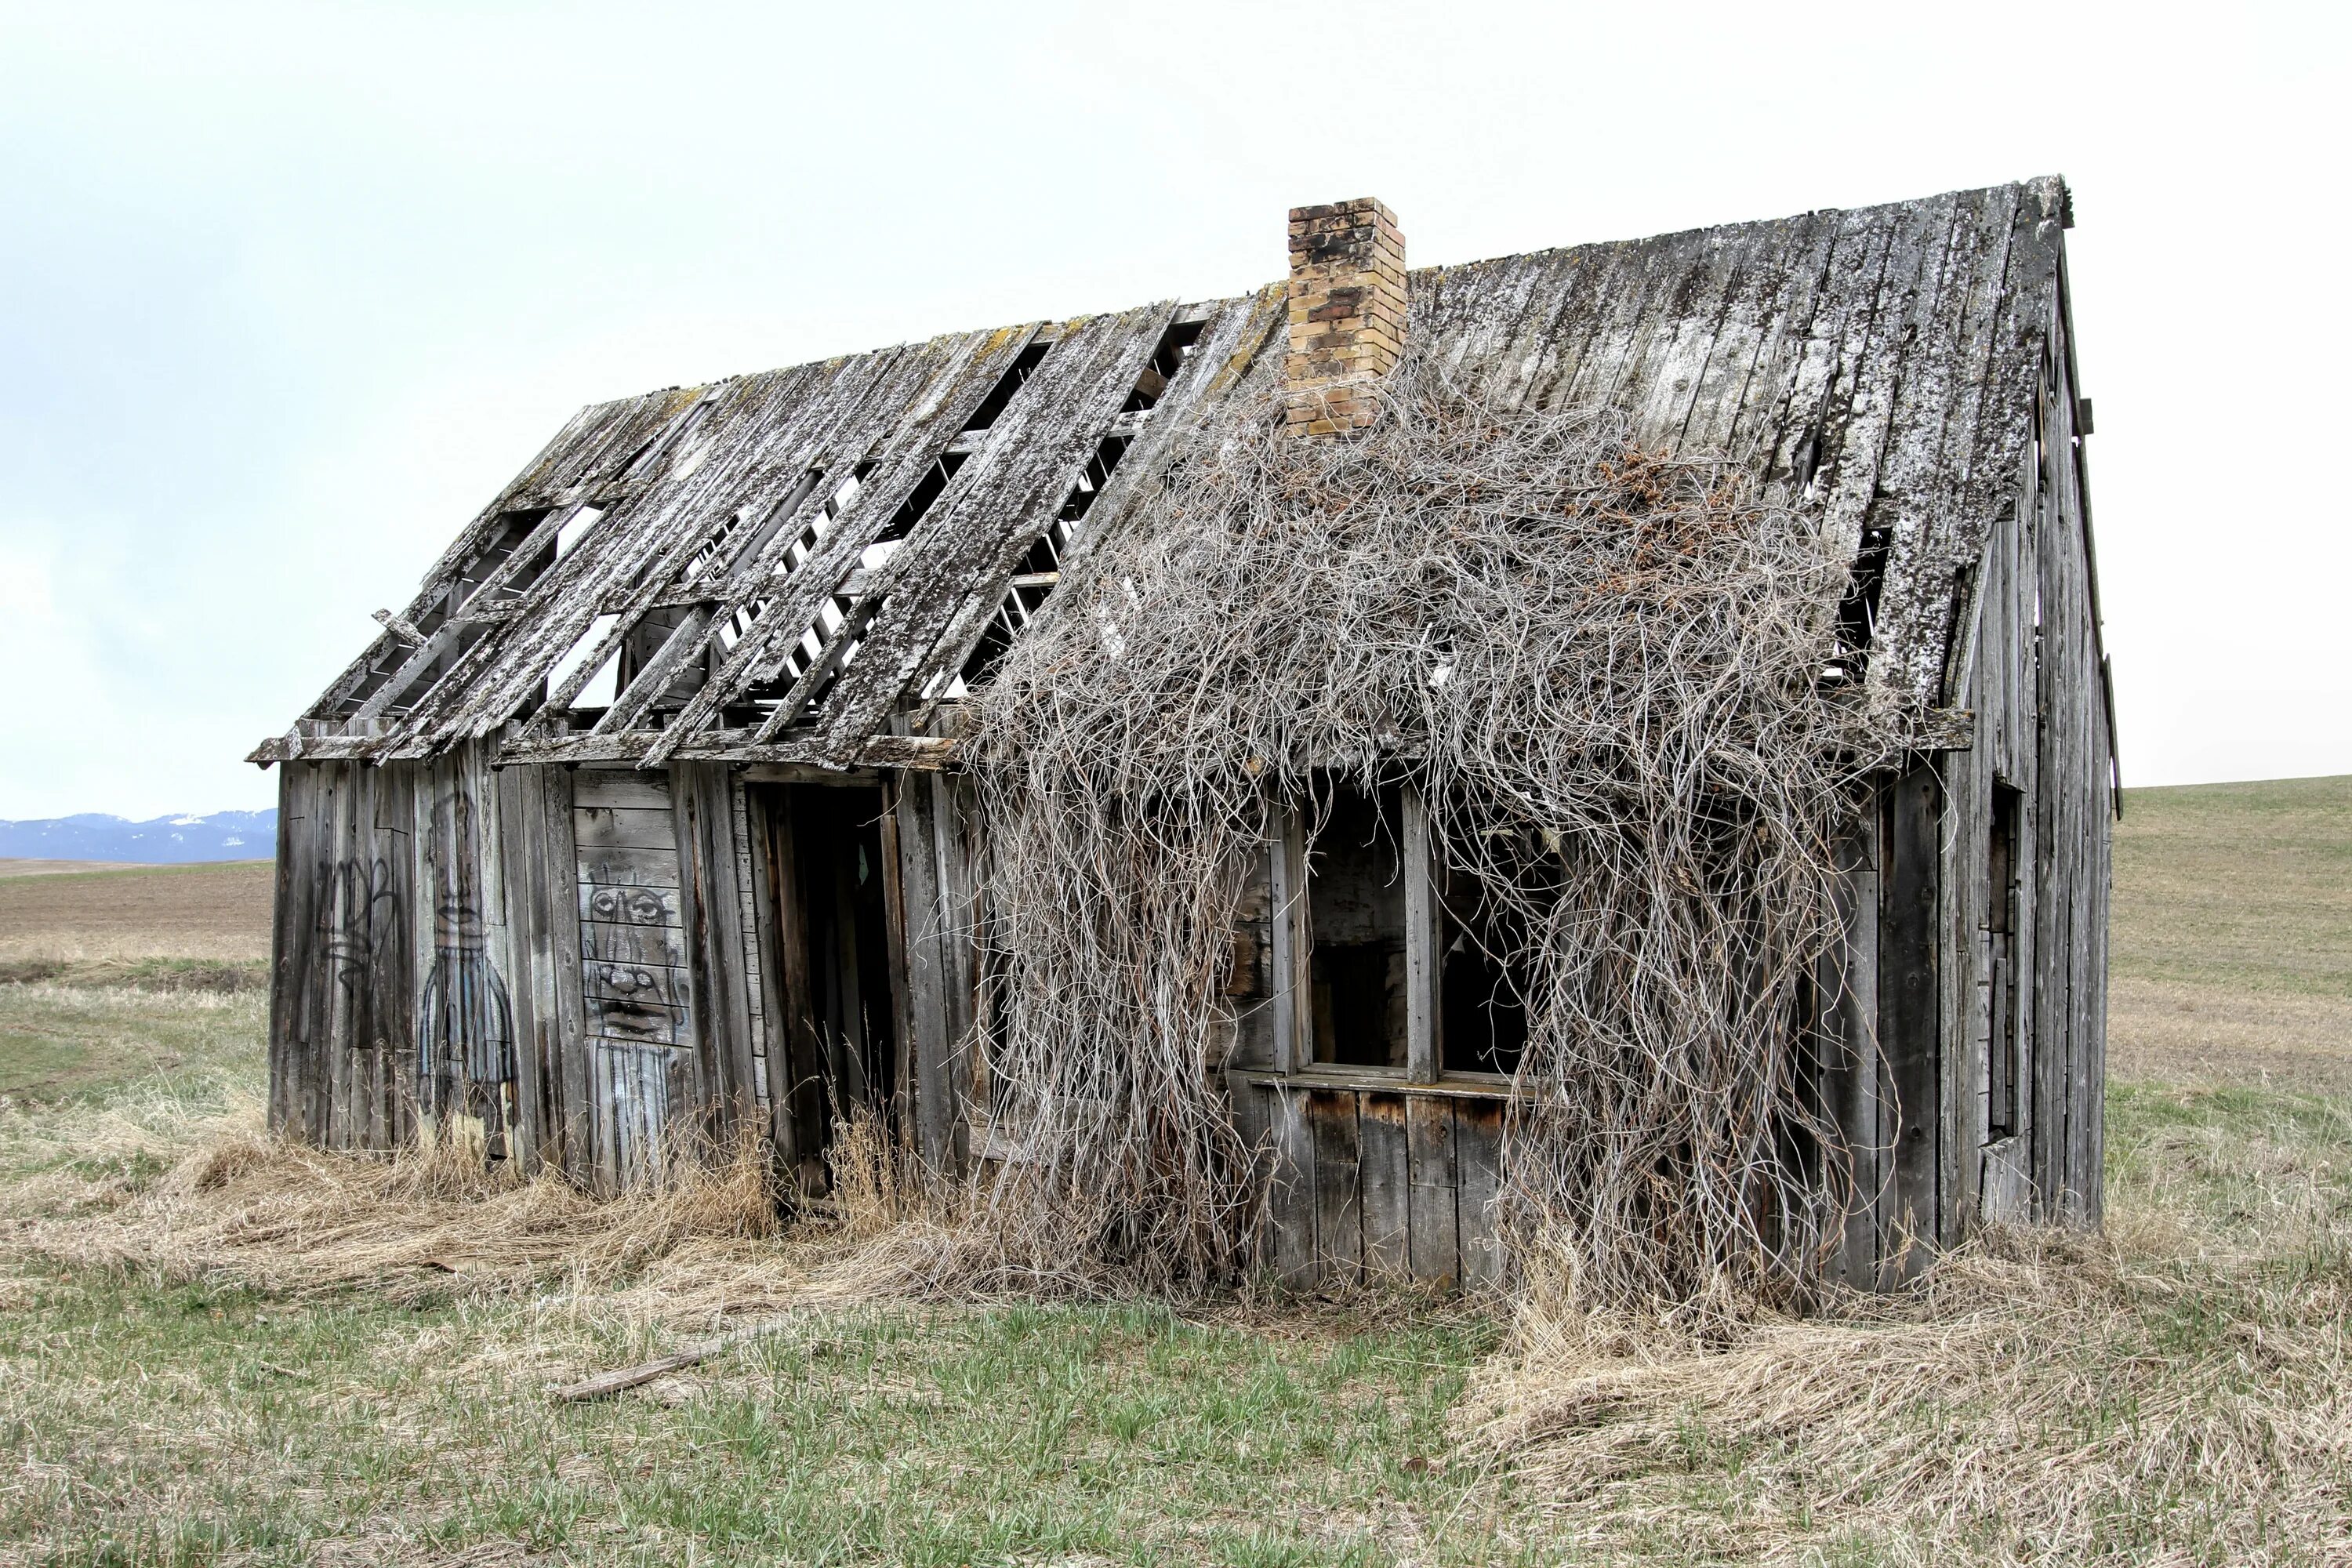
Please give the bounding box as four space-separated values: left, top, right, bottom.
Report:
579 920 688 969
1401 782 1438 1083
1880 761 1943 1281
1224 1067 1528 1103
874 779 918 1156
1266 1085 1316 1287
1226 1076 1273 1274
324 766 365 1151
577 882 683 928
1267 807 1308 1075
1453 1098 1505 1289
537 764 591 1184
1307 1089 1363 1282
493 762 548 1171
579 960 691 1009
671 761 759 1143
1823 811 1882 1285
572 804 683 855
1406 1094 1460 1283
584 993 688 1047
930 771 981 1168
570 768 674 812
695 760 762 1131
891 768 953 1171
265 766 311 1140
741 786 798 1181
572 844 681 891
1359 1092 1411 1277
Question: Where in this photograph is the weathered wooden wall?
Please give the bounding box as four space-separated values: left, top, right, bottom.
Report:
1806 274 2111 1279
273 757 779 1195
270 757 418 1150
1227 1075 1505 1289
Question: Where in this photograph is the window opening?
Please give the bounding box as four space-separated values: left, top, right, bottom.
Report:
1306 782 1410 1069
1986 782 2023 1140
1438 852 1530 1076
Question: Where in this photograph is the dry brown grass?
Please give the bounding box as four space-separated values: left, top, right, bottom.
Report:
2 1106 785 1312
2108 972 2352 1094
1460 1200 2352 1564
0 860 146 879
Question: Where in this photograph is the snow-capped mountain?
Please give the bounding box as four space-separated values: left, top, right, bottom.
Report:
0 810 277 863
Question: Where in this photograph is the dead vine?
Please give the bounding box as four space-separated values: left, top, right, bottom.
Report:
963 357 1890 1305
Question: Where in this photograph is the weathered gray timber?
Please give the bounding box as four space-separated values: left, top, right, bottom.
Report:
256 176 2114 1287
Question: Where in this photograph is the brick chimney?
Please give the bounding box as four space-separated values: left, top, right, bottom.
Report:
1284 198 1406 435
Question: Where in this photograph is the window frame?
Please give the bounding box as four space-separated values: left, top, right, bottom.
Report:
1267 780 1443 1085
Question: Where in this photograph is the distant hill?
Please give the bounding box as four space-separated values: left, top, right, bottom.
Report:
0 810 276 863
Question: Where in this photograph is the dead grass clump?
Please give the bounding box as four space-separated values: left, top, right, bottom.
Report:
777 1109 1156 1303
965 358 1884 1302
9 1118 782 1304
1461 1214 2352 1565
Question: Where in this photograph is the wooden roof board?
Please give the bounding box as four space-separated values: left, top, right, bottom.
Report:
703 328 1051 702
254 177 2088 770
904 288 1294 717
809 301 1183 752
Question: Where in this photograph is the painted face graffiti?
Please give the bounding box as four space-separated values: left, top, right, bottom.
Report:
583 884 678 1042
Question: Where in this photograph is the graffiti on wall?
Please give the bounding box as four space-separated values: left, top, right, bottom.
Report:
583 884 681 1043
418 789 516 1128
296 853 401 1049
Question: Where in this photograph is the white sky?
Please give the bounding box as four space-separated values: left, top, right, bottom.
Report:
2 0 2343 818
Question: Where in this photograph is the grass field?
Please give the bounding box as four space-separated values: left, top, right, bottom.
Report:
0 782 2346 1566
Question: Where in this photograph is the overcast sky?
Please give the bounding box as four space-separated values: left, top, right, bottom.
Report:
2 1 2343 819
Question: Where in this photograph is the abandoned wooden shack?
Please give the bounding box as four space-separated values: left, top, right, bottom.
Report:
256 178 2114 1290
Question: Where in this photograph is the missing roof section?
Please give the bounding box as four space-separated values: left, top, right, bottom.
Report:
873 337 1058 550
1824 521 1893 686
546 612 623 713
327 505 564 719
554 503 607 560
952 318 1205 692
684 469 829 585
877 452 970 545
962 340 1053 433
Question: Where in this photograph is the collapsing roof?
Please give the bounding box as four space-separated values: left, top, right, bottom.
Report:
253 176 2092 772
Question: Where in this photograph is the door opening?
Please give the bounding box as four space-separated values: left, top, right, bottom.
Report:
756 782 900 1197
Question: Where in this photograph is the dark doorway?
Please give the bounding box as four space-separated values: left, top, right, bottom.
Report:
754 782 900 1196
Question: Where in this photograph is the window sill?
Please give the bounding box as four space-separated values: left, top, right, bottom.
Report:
1225 1065 1523 1101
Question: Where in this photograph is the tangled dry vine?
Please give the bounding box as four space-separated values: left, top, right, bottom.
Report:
963 357 1892 1304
